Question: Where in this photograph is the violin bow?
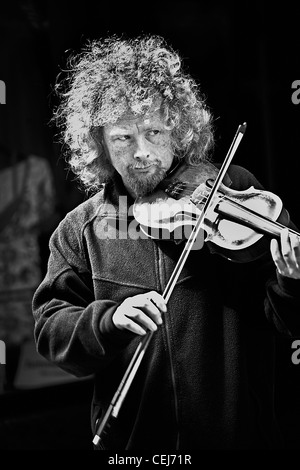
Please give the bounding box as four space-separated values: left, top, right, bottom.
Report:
92 122 247 447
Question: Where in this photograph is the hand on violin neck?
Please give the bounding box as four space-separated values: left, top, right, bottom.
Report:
270 228 300 279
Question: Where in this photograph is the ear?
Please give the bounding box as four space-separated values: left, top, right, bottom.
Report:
91 127 115 182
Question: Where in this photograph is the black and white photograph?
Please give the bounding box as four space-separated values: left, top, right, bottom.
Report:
0 0 300 460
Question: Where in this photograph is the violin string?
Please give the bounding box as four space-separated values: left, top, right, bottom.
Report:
165 187 300 237
167 187 212 200
171 183 202 190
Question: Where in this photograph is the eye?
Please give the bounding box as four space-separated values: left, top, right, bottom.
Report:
148 129 160 136
115 135 131 141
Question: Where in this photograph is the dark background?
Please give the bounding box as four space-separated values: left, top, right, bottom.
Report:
0 0 299 451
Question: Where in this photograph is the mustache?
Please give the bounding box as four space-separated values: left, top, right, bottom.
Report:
128 160 161 170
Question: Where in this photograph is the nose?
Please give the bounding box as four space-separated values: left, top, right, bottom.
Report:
133 136 150 160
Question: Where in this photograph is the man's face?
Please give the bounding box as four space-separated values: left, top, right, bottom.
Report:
102 107 174 198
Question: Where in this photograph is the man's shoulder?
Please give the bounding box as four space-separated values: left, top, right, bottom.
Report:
57 189 106 234
214 162 264 191
69 190 105 217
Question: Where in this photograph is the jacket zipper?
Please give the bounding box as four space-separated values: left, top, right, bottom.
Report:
157 244 180 450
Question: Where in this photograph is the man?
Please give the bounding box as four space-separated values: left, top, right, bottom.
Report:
32 35 300 450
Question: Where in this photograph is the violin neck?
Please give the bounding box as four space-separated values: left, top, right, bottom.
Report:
215 198 298 240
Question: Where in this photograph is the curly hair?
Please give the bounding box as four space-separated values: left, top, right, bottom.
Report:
52 34 215 193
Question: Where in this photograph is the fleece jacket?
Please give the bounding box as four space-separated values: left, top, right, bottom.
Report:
32 164 300 450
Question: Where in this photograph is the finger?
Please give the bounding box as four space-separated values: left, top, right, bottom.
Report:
147 290 167 318
118 297 160 332
271 231 300 278
113 309 148 336
290 233 300 264
280 228 299 271
127 306 159 332
131 292 166 324
132 291 167 313
270 238 287 273
148 291 167 313
280 228 292 260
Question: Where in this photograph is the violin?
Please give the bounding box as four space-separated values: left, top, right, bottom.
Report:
133 160 298 262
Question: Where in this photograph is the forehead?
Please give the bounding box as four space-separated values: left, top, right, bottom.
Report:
104 107 166 134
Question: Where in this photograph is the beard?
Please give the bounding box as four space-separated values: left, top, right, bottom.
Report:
125 161 167 197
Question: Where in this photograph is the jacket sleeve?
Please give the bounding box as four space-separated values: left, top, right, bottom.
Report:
32 215 136 377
